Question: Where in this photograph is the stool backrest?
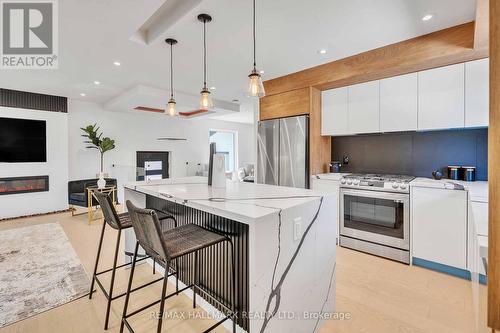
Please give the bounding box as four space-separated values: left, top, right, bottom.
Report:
93 191 123 229
126 200 169 261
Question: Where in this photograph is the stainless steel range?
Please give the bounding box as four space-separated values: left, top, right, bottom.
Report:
339 174 415 264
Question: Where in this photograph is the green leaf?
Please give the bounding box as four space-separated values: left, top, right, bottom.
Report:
81 124 115 155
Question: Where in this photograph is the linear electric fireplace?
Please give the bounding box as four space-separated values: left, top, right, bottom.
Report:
0 176 49 195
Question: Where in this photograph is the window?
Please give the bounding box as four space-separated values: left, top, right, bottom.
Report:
209 130 237 173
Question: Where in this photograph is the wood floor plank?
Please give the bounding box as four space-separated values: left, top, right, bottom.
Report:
0 210 490 333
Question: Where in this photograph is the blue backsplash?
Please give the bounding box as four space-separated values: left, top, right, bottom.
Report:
331 128 488 181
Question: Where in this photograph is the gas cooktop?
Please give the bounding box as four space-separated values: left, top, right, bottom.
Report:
340 173 415 193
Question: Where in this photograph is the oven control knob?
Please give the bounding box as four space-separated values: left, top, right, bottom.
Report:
392 182 399 189
353 179 360 185
400 183 408 190
340 178 346 184
347 179 353 185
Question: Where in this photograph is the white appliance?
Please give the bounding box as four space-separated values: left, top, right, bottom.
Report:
339 174 414 264
211 153 226 188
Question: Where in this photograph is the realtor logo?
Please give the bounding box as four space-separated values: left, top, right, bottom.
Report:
1 0 58 69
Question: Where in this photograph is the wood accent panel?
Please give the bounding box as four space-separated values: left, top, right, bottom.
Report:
178 109 208 117
259 87 310 120
134 106 164 113
475 0 489 50
489 0 500 330
264 22 488 96
309 87 330 175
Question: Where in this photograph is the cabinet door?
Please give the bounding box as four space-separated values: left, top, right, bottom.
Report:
418 63 465 130
348 81 380 134
380 73 417 132
311 178 340 240
471 201 488 236
465 58 489 127
411 187 467 269
321 87 348 136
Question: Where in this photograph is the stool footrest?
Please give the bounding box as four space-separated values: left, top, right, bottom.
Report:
122 281 237 333
124 283 191 320
95 255 149 276
92 256 174 302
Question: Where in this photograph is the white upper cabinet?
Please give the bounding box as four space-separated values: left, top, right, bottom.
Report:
321 87 349 136
348 81 380 134
320 61 488 136
380 73 418 132
418 63 465 130
465 58 489 127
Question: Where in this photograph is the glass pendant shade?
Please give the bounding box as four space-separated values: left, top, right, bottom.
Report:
248 0 265 98
167 98 176 116
165 38 178 117
199 89 213 110
248 69 265 97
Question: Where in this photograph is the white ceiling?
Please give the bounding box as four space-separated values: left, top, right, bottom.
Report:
0 0 476 123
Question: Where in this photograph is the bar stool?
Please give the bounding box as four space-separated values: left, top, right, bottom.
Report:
89 192 178 330
121 200 237 333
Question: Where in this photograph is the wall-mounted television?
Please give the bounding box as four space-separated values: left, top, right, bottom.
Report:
0 117 47 163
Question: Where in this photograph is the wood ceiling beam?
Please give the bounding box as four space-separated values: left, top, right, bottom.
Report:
263 22 488 96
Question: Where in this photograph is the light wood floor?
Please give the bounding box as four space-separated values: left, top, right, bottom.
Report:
0 209 490 333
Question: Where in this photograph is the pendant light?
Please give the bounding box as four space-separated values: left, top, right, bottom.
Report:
165 38 178 116
198 14 213 110
247 0 265 97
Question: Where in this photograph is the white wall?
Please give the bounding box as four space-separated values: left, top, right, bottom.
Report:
68 100 255 201
0 107 69 219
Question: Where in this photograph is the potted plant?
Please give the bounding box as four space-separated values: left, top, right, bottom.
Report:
81 124 115 189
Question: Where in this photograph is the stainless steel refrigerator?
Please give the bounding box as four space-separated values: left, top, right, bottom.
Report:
257 115 309 188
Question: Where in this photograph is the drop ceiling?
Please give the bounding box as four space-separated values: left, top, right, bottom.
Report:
0 0 476 123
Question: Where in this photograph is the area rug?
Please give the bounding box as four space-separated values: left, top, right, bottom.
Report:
0 223 90 327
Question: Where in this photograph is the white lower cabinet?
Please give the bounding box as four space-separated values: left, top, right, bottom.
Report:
311 178 340 240
411 187 467 269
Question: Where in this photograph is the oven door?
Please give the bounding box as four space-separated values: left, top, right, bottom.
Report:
340 188 409 250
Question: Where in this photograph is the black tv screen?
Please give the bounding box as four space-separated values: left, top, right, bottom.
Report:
0 117 47 162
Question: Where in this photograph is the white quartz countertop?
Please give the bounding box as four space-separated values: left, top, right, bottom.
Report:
124 177 325 224
313 173 351 181
410 177 488 202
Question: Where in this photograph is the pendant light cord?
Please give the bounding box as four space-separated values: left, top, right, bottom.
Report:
203 20 207 89
253 0 256 69
170 42 174 99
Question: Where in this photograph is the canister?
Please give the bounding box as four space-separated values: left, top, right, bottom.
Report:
462 166 476 182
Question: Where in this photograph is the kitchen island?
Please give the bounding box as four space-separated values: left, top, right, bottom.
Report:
124 177 336 333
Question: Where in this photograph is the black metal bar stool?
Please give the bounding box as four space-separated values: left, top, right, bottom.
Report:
89 192 178 330
121 200 237 333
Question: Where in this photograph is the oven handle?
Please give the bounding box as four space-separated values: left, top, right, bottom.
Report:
340 188 409 202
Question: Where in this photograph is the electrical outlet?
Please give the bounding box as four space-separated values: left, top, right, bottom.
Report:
294 217 302 241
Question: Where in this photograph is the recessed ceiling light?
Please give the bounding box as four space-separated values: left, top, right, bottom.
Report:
210 86 216 90
259 70 264 74
422 14 433 21
80 93 86 97
113 61 121 66
318 49 327 55
93 81 100 85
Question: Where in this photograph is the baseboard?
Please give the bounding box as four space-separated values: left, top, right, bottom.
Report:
412 257 472 280
0 208 72 222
